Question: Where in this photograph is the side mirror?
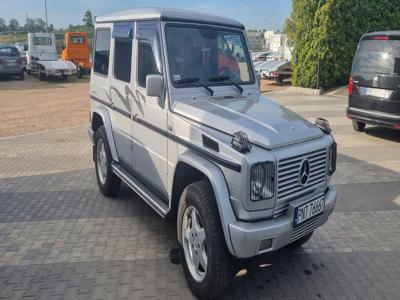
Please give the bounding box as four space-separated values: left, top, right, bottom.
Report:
146 74 164 97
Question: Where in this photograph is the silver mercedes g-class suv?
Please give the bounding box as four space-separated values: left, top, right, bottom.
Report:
88 8 337 299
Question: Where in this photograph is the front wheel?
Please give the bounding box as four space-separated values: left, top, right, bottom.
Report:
94 126 121 197
178 180 234 299
352 120 366 132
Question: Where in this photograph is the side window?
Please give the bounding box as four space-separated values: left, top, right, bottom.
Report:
113 23 133 83
137 21 162 88
94 29 111 76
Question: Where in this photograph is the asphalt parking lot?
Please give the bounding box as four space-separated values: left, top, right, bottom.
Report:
0 87 399 299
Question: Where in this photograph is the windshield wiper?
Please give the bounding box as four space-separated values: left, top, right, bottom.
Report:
208 76 243 94
174 77 214 96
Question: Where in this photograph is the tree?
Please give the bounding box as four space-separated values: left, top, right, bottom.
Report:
286 0 400 89
24 18 36 32
83 10 93 28
0 18 6 32
35 18 46 32
8 18 19 32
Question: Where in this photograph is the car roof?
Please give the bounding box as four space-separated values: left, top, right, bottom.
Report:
0 44 18 48
363 30 400 37
95 7 245 29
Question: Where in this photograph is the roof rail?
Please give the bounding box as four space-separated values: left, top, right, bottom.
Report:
365 28 386 34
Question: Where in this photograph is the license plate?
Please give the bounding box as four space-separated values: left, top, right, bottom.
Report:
7 62 16 66
294 197 325 227
359 86 392 99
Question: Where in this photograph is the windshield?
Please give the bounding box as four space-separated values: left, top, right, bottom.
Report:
0 47 19 56
352 38 400 75
33 37 52 46
165 24 254 87
70 36 85 44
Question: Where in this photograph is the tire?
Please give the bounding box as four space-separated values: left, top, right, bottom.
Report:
287 232 313 248
94 126 121 197
177 180 234 299
352 120 366 132
62 74 68 80
78 67 83 79
18 72 25 80
275 75 284 83
27 69 31 75
38 71 45 81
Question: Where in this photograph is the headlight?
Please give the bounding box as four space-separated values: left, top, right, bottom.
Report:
250 162 275 201
328 142 337 175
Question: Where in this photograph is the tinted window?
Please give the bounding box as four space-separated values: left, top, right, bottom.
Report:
0 47 19 56
94 29 111 76
166 25 254 85
137 21 162 88
353 38 400 75
70 36 85 44
114 38 132 82
33 37 52 46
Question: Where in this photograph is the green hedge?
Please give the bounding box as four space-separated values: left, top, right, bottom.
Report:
285 0 400 89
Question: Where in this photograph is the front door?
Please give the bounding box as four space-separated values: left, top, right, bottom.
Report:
131 20 168 198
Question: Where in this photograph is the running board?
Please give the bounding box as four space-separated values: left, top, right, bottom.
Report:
111 162 169 218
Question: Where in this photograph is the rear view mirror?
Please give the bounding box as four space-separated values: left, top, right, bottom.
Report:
146 74 164 97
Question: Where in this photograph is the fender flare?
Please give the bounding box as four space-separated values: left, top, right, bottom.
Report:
176 151 237 256
91 106 119 162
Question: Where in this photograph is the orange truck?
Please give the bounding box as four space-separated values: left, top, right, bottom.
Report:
61 32 92 78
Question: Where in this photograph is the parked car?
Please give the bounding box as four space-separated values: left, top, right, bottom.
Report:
88 8 337 299
0 44 24 80
348 30 400 131
256 60 292 83
13 43 27 68
61 32 92 78
26 32 77 80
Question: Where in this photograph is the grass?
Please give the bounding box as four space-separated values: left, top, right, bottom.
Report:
0 33 27 44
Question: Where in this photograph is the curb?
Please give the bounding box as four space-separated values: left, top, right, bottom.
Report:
286 86 322 95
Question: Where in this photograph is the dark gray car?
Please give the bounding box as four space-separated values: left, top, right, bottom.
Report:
0 44 24 80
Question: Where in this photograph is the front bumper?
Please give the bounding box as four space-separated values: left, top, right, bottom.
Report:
347 106 400 128
46 69 77 76
228 186 337 258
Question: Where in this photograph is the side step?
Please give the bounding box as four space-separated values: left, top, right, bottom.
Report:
111 162 169 218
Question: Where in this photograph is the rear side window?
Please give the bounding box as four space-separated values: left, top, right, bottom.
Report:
137 21 162 88
70 36 85 44
113 23 134 83
0 47 19 56
94 29 111 76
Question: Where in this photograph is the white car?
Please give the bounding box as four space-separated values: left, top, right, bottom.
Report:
26 33 76 80
88 8 337 299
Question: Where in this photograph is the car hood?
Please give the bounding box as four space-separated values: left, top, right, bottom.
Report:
172 94 323 149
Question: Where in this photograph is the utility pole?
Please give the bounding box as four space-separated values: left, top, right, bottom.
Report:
44 0 48 32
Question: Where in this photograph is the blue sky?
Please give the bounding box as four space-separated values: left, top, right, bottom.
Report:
0 0 292 30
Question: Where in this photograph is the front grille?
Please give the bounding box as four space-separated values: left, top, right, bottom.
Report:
275 148 327 215
290 217 319 242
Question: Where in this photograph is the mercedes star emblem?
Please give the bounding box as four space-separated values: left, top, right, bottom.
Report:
299 159 310 186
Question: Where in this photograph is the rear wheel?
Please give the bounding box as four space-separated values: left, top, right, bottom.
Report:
275 75 284 83
94 126 121 197
352 120 366 132
62 74 68 80
18 72 24 80
178 180 234 299
38 71 45 81
78 67 83 79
